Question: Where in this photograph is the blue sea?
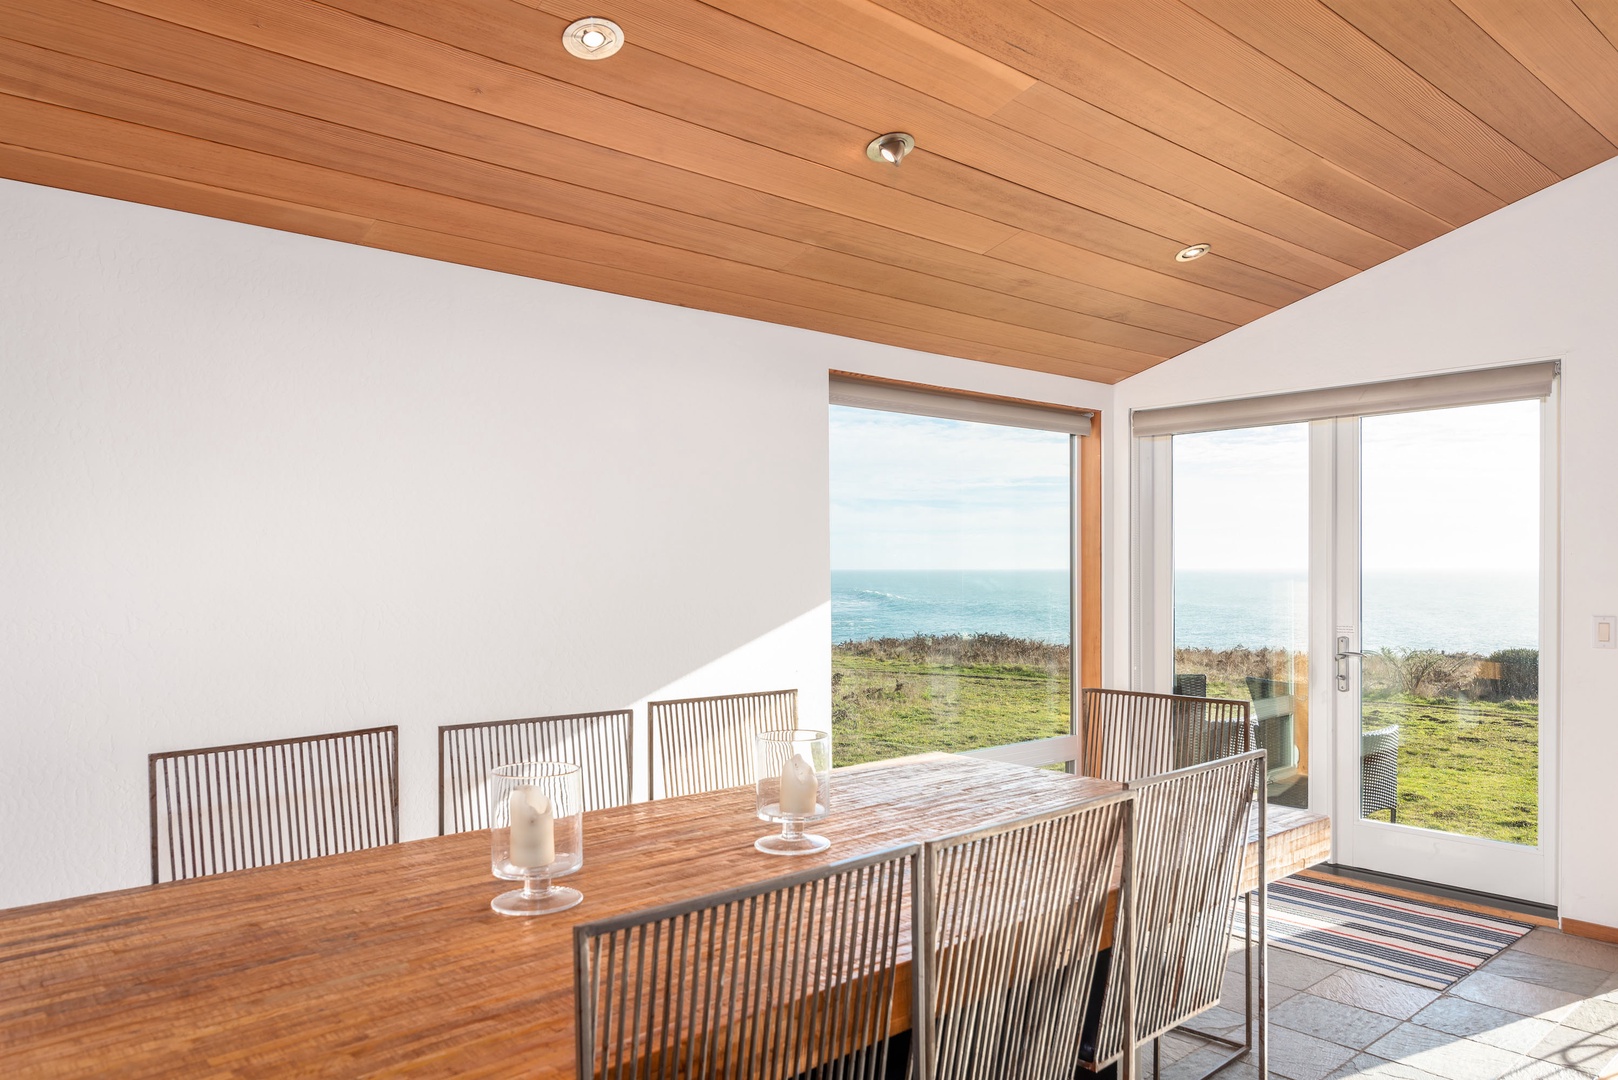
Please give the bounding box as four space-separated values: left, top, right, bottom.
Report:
831 569 1538 653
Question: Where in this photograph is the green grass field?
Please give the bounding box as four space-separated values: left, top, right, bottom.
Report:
832 639 1539 846
832 654 1070 764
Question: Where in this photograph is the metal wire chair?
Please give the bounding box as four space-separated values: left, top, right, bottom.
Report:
1088 749 1268 1080
574 844 920 1080
647 688 797 798
437 710 632 834
915 791 1138 1080
1080 687 1254 782
148 725 399 884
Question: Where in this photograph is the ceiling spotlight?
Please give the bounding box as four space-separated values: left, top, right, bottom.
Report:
1175 243 1211 262
866 132 915 167
562 17 624 60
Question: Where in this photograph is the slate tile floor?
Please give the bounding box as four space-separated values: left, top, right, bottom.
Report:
1148 928 1618 1080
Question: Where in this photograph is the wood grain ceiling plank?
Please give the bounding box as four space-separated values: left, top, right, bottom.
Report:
561 0 1038 121
0 1 1233 342
0 94 1155 373
361 222 1133 382
1179 0 1560 203
51 0 1314 314
323 0 1343 297
94 0 1018 254
0 34 810 273
987 229 1276 325
777 246 1204 357
1452 0 1618 145
1319 0 1616 178
524 0 1395 276
0 141 377 244
1003 80 1449 255
873 0 1502 227
1032 0 1534 220
989 81 1447 254
1575 0 1618 50
688 0 1421 258
885 151 1325 302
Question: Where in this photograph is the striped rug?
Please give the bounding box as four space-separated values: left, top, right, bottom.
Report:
1242 876 1534 990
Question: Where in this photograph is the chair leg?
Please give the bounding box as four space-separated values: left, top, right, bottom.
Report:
1168 890 1254 1080
1245 891 1253 1048
1153 1037 1161 1080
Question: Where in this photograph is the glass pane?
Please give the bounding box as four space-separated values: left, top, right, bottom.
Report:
1172 424 1310 806
1360 401 1540 845
828 405 1071 765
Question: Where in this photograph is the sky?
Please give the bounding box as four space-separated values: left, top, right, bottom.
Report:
830 397 1541 575
1172 398 1541 573
828 406 1070 570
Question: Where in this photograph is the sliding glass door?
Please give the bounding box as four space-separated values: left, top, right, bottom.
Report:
1137 365 1558 904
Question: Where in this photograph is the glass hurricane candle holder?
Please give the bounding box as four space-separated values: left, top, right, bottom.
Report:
489 761 584 916
754 729 832 856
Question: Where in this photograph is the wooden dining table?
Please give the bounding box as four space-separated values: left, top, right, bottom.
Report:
0 754 1329 1077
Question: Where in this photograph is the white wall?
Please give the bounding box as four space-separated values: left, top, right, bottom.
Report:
1104 156 1618 928
0 179 1110 909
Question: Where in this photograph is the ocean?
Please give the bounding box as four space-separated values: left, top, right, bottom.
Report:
831 569 1539 653
832 570 1070 644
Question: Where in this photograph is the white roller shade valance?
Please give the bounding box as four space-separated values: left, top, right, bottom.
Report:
1131 360 1558 437
830 373 1093 436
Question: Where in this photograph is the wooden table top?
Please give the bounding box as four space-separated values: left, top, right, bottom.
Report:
0 754 1328 1077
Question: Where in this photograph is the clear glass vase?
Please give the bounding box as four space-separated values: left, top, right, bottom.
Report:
754 729 832 856
488 761 584 915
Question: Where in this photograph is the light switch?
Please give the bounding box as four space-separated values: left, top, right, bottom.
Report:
1597 616 1617 649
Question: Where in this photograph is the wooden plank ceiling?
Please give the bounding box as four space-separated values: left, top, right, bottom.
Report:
2 0 1616 383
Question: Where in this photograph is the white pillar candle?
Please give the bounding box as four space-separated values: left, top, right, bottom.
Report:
779 753 818 816
507 786 555 868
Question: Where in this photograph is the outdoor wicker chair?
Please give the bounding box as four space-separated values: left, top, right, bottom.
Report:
1361 725 1401 822
1246 676 1299 773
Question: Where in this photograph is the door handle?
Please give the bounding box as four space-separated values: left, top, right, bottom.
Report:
1335 635 1362 691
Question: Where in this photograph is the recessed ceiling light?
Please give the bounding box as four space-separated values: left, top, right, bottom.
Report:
866 132 916 167
562 17 624 60
1175 243 1211 262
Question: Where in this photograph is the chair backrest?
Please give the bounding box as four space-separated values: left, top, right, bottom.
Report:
148 725 399 884
1089 750 1264 1068
647 688 797 798
917 792 1137 1080
1246 675 1291 702
437 710 633 834
1080 688 1253 782
574 844 919 1080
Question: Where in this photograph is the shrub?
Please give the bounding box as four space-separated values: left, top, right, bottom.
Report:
834 633 1069 673
1478 648 1538 701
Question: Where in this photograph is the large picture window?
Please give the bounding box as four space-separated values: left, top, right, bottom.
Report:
828 376 1092 767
